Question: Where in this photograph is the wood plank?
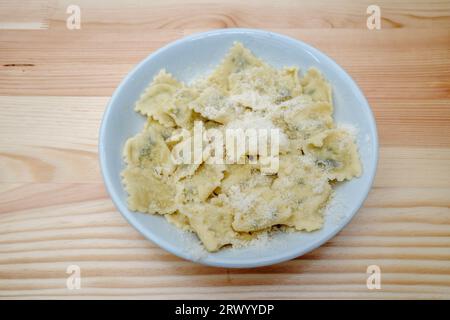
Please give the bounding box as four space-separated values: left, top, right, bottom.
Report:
1 29 449 98
3 0 449 31
46 0 450 30
0 0 49 30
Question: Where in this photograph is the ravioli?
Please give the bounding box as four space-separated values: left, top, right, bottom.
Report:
304 129 362 181
271 98 334 145
122 42 362 252
123 120 175 177
165 211 192 232
122 167 176 214
189 86 240 124
178 198 238 252
273 154 332 231
175 164 225 204
207 42 264 91
135 70 197 129
301 68 332 104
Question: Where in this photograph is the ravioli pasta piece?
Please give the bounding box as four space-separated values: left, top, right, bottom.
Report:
165 211 192 231
167 87 197 128
123 122 175 177
134 70 182 127
122 167 176 214
228 64 277 96
146 118 175 141
164 127 188 148
272 154 332 231
189 86 242 124
227 66 302 111
175 164 225 204
207 42 264 91
220 164 273 195
305 129 362 181
225 64 279 113
178 199 238 252
122 122 177 213
229 185 292 232
273 67 303 103
225 155 329 232
301 68 332 104
271 99 334 145
220 165 285 232
172 163 201 181
136 70 197 128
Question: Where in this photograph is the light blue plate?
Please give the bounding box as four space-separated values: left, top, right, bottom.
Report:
99 28 378 268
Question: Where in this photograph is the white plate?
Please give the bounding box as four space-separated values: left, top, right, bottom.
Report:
99 28 378 268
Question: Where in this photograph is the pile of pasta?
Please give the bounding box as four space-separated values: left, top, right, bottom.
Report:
122 42 361 252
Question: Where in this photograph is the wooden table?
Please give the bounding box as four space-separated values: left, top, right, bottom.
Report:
0 0 449 299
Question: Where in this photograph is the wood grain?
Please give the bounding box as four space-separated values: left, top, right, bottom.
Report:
0 0 449 299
